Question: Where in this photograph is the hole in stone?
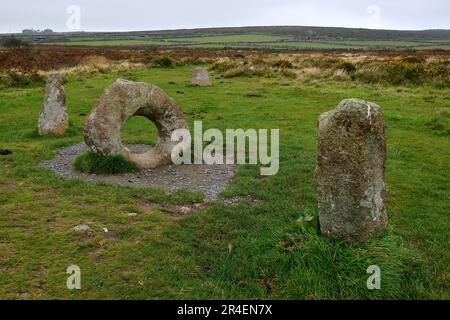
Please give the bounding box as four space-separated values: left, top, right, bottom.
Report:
121 116 158 153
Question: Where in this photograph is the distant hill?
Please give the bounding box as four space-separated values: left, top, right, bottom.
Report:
129 26 450 41
5 25 450 41
2 26 449 51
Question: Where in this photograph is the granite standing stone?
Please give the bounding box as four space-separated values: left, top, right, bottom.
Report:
316 99 388 241
38 74 68 135
191 67 212 86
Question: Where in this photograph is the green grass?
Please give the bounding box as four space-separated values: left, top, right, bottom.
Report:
256 41 355 49
46 39 172 46
166 34 289 43
73 152 138 175
0 64 449 299
43 35 450 49
327 40 435 47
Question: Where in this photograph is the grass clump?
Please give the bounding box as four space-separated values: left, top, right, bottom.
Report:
151 56 175 67
426 108 450 135
211 58 241 72
73 151 138 174
0 70 45 88
355 59 450 87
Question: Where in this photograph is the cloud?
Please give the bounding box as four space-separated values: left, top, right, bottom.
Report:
1 0 449 33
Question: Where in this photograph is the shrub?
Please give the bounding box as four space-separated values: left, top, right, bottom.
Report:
0 36 30 50
281 69 297 79
0 70 45 88
303 56 343 69
211 59 241 72
402 56 426 64
354 59 449 87
273 59 294 69
73 152 138 174
339 62 357 73
223 66 249 78
152 56 174 67
386 61 427 85
179 57 206 66
81 55 110 68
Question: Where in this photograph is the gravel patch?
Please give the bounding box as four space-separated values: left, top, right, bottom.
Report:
41 143 238 200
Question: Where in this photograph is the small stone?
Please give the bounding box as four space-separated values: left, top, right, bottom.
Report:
179 206 191 215
38 74 69 136
126 212 138 217
316 99 388 242
73 224 93 234
191 67 212 86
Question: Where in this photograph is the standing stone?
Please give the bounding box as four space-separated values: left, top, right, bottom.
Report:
315 99 388 241
191 67 212 86
38 74 68 135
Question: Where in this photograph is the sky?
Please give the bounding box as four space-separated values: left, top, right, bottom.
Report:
0 0 449 34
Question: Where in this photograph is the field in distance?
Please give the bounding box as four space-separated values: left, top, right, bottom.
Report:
44 36 450 50
10 26 450 50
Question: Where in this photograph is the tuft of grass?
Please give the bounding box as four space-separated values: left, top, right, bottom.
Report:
151 56 175 67
73 152 138 174
426 108 450 135
0 70 45 89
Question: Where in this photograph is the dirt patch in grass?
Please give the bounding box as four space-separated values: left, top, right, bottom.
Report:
0 182 16 191
133 196 207 217
41 143 238 200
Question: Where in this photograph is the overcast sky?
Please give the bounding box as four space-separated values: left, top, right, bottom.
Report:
1 0 449 34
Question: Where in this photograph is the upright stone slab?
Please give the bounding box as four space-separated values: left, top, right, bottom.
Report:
316 99 388 241
191 67 212 86
38 74 68 135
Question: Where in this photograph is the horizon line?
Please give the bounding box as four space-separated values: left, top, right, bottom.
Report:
2 25 450 35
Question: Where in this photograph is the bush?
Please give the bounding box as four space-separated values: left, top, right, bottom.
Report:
73 152 138 174
152 56 174 67
223 65 274 78
211 59 241 72
0 36 30 50
281 69 297 79
222 66 251 78
0 70 45 88
304 56 342 69
273 59 294 69
386 61 427 85
339 62 357 73
402 56 426 64
354 59 450 87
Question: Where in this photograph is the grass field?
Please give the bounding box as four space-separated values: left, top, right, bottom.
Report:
166 34 290 42
46 39 172 46
0 61 448 299
42 34 450 49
